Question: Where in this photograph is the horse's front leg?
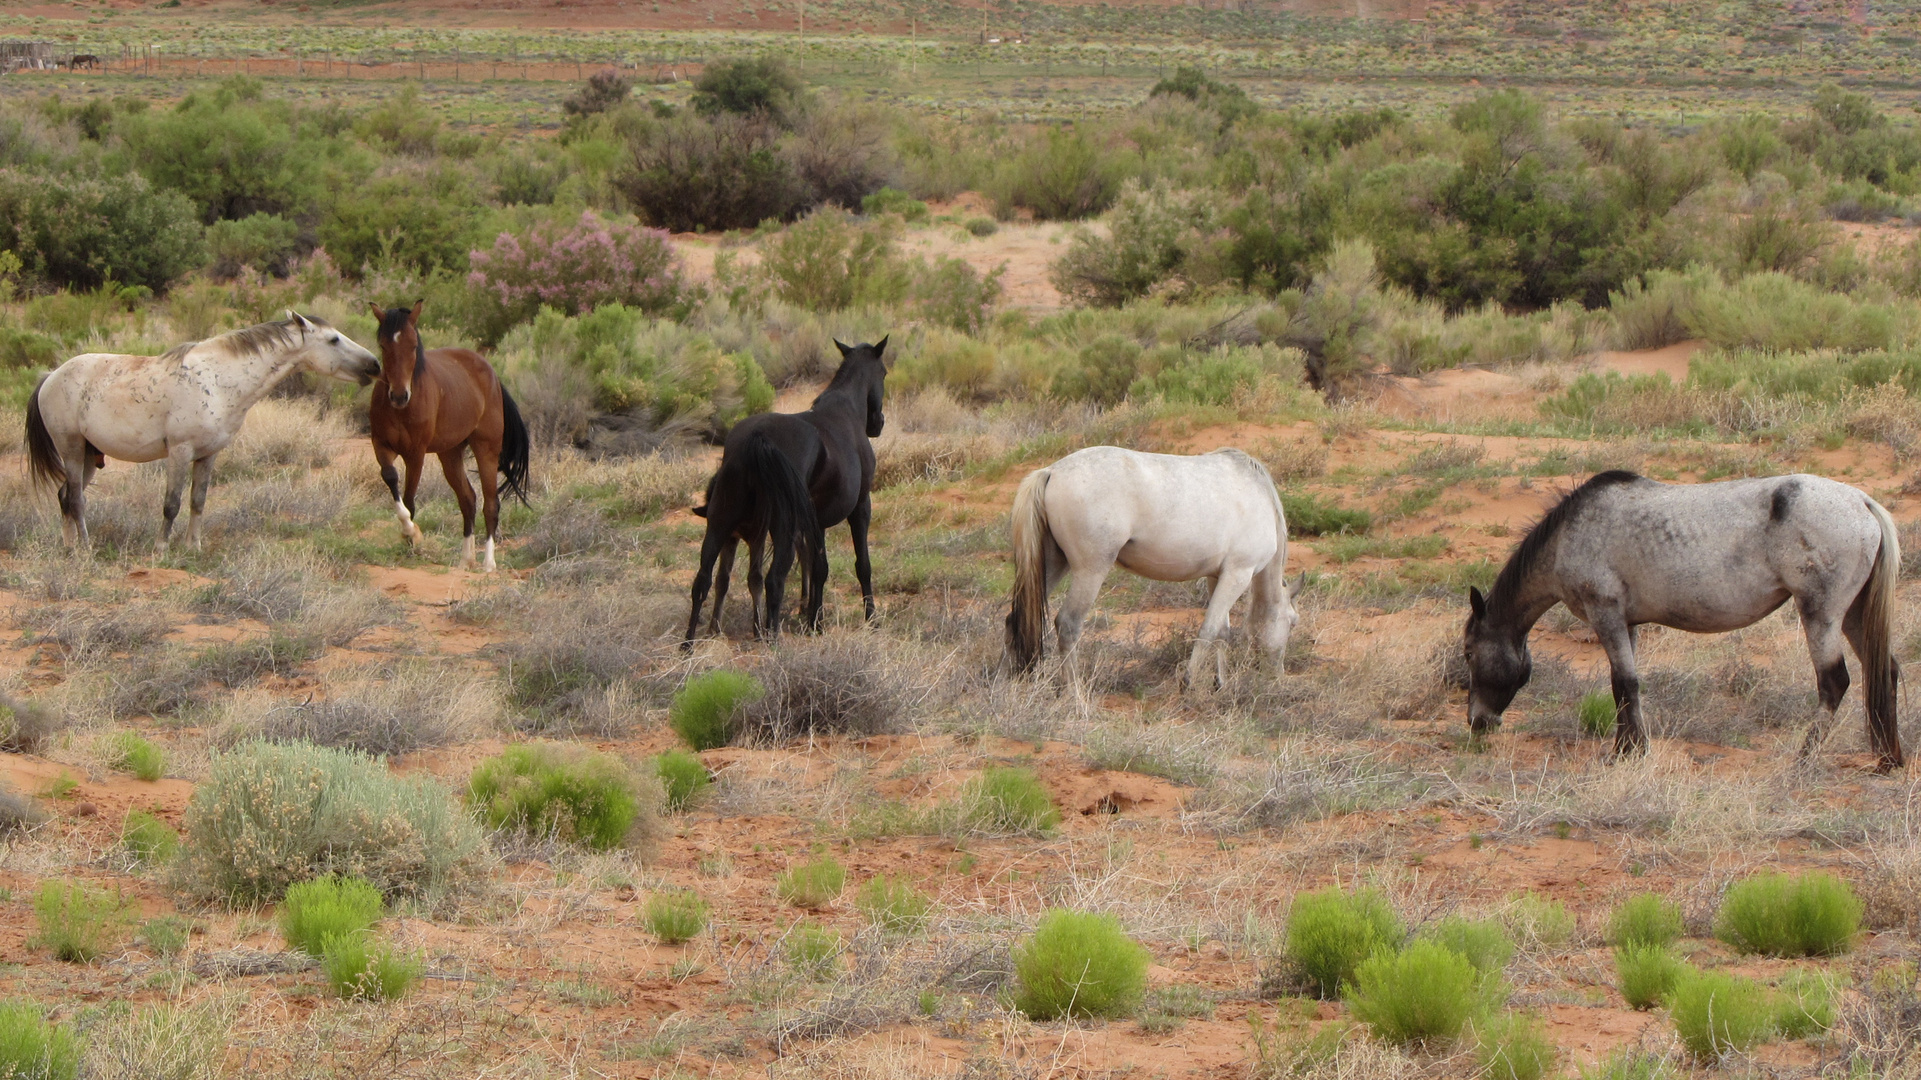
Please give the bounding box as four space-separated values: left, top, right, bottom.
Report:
399 452 427 548
709 540 737 637
157 443 194 557
1590 610 1647 757
849 492 876 622
185 455 215 551
437 447 479 569
685 524 729 651
1189 567 1253 693
1799 608 1851 760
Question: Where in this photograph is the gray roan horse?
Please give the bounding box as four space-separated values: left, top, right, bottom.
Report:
1465 470 1903 769
1006 446 1304 689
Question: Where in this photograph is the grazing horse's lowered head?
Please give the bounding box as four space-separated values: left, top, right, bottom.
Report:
369 300 427 409
831 336 890 438
1464 584 1530 733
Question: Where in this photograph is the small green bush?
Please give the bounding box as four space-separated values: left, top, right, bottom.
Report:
320 932 420 1001
1577 692 1615 739
31 880 127 963
775 854 846 909
644 890 710 944
1615 943 1688 1010
120 810 179 866
669 670 763 751
1476 1012 1557 1080
861 186 928 221
0 1000 78 1080
1714 870 1862 957
468 743 654 851
965 217 998 237
784 920 843 979
1579 1049 1681 1080
1011 908 1151 1020
1345 938 1485 1046
1608 893 1685 950
1280 492 1371 536
1419 916 1513 980
107 732 165 781
855 874 933 937
1771 970 1837 1040
1286 885 1405 998
653 750 710 812
1668 970 1774 1058
1504 892 1575 952
962 766 1060 835
279 874 383 956
138 915 191 957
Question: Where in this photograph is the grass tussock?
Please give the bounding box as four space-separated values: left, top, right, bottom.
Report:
1286 885 1405 999
1668 970 1775 1059
279 873 384 956
31 880 128 963
645 890 710 944
1011 908 1151 1020
81 998 231 1080
235 665 501 757
775 854 847 909
1714 869 1862 957
467 742 663 852
670 668 763 751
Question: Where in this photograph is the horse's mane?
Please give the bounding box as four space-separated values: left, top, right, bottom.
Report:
173 317 330 365
377 307 425 381
1488 469 1642 611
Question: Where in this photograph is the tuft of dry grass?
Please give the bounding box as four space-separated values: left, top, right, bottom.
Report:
225 665 502 757
735 633 923 745
223 398 352 477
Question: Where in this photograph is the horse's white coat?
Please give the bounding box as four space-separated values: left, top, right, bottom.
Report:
1008 446 1302 688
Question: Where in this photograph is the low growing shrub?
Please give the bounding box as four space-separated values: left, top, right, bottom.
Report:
1771 969 1837 1040
784 920 843 979
32 880 128 962
1012 908 1151 1020
1420 916 1513 980
855 874 933 937
119 810 179 866
669 669 764 751
775 854 846 909
653 750 710 812
1286 885 1405 998
1345 938 1486 1046
1608 893 1685 950
645 890 710 944
736 635 906 744
320 932 421 1001
1577 691 1615 739
1615 943 1687 1010
1476 1012 1557 1080
468 743 658 851
1668 970 1774 1059
962 766 1060 835
467 211 685 344
279 873 383 956
0 1000 78 1080
106 732 166 781
1714 870 1862 957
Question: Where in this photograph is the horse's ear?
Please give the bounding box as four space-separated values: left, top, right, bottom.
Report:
833 339 851 358
367 301 386 323
1288 572 1307 600
290 311 313 333
408 299 425 327
873 335 888 357
1468 586 1487 618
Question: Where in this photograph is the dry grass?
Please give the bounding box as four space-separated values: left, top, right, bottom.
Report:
223 398 353 476
221 665 502 756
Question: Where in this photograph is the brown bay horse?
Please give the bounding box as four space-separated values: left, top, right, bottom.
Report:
369 302 530 572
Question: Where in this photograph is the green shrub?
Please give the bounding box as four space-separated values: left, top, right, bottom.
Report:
1280 493 1371 537
1504 892 1575 952
1607 893 1685 950
176 740 486 904
1286 885 1405 998
1668 970 1774 1058
1684 271 1899 353
0 1000 78 1080
138 915 191 957
990 126 1127 221
1714 870 1862 957
1771 970 1837 1040
784 920 843 979
0 169 205 291
1345 938 1485 1046
468 743 656 851
317 166 485 275
206 212 301 277
1475 1012 1557 1080
653 750 710 812
861 186 928 221
965 217 998 237
320 932 420 1001
107 732 165 781
669 669 764 751
119 810 179 866
962 766 1060 835
1011 908 1151 1020
1419 916 1512 980
1577 691 1615 739
32 880 127 962
855 874 934 937
617 111 807 233
775 855 846 909
1614 943 1687 1010
278 873 383 956
644 890 710 944
1051 179 1218 308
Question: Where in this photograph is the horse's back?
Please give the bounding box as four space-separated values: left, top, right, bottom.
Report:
1043 446 1282 580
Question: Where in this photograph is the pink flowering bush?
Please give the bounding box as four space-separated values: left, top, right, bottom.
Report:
468 211 686 344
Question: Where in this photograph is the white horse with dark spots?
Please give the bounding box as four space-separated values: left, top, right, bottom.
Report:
25 314 380 554
1465 470 1904 770
1005 446 1305 689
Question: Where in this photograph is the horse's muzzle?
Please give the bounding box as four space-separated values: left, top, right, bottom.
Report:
388 390 412 409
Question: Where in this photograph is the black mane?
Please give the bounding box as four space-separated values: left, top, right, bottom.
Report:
1488 470 1642 614
377 307 425 381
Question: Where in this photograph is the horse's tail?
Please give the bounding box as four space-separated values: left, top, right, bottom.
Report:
497 384 532 506
24 375 65 493
1859 497 1904 768
1005 466 1053 674
737 430 817 588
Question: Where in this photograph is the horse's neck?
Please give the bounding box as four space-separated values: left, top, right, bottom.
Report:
809 382 871 431
1490 572 1562 639
192 343 307 411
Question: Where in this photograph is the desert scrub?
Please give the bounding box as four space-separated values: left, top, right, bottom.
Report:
467 743 661 851
961 766 1060 835
81 997 231 1080
320 932 421 1001
653 749 710 812
175 740 486 904
734 634 907 743
1475 1012 1557 1080
1504 892 1576 953
106 731 165 781
1614 944 1688 1010
32 881 127 963
645 890 709 944
1607 893 1685 950
119 810 179 866
1418 916 1512 980
855 874 933 937
775 854 846 909
1012 909 1151 1020
1668 970 1774 1058
1715 870 1861 957
278 874 383 956
1286 885 1405 998
1577 691 1615 739
0 1000 78 1080
669 669 763 750
784 920 843 980
1345 938 1486 1046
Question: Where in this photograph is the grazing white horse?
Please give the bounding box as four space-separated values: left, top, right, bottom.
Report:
25 314 379 554
1005 446 1304 689
1466 470 1904 769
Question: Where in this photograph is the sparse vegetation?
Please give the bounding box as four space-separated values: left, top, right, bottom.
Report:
1286 885 1405 999
855 875 933 938
1011 908 1151 1020
32 881 128 963
645 890 710 944
1714 870 1862 957
961 766 1060 835
106 731 165 781
119 810 179 867
320 932 421 1001
774 854 846 909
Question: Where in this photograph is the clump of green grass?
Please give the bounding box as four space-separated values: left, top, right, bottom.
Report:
1475 1012 1557 1080
1345 938 1485 1046
962 766 1059 835
669 669 763 751
31 880 128 963
644 890 709 945
1011 908 1151 1020
775 854 846 909
784 920 843 980
138 915 191 957
107 731 165 781
1579 1049 1681 1079
1668 970 1774 1058
1419 915 1512 981
119 809 179 866
1615 943 1688 1010
1576 691 1615 739
1285 885 1405 999
1607 893 1685 950
1138 984 1214 1034
1503 892 1575 952
1714 870 1861 957
1771 969 1837 1040
652 750 709 812
279 874 383 956
320 932 420 1001
468 743 653 851
1280 492 1371 536
0 999 78 1080
855 874 933 937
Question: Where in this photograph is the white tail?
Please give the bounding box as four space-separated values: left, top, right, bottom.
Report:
1861 497 1904 767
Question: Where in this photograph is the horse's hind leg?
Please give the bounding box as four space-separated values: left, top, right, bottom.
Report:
1801 606 1852 759
746 536 765 636
157 443 193 557
709 540 737 637
60 446 94 548
185 455 214 551
437 447 479 569
685 525 729 651
1054 560 1112 676
850 491 876 622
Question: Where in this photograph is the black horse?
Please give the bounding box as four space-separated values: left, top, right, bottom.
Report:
683 337 889 648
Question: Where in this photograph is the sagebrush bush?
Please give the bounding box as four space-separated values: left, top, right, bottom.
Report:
32 881 127 963
0 169 204 291
645 890 710 944
855 874 933 937
784 920 843 980
617 111 807 233
653 750 710 812
775 854 846 909
0 1000 77 1080
669 669 764 751
106 732 165 781
1286 885 1405 998
1608 893 1685 950
175 740 486 904
1714 870 1862 957
1615 943 1688 1010
279 874 383 956
962 766 1060 835
467 210 685 344
1475 1012 1557 1080
468 743 658 851
119 810 179 867
735 634 906 744
1668 970 1774 1059
1051 178 1219 307
1345 938 1486 1046
320 932 420 1001
1012 908 1151 1020
1419 916 1513 980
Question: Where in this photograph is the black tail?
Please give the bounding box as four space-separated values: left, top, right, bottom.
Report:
738 431 818 576
24 376 65 494
497 385 531 505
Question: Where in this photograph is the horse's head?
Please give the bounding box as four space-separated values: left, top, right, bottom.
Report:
833 336 890 438
1464 585 1531 733
1255 572 1308 669
369 300 426 409
287 311 379 385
